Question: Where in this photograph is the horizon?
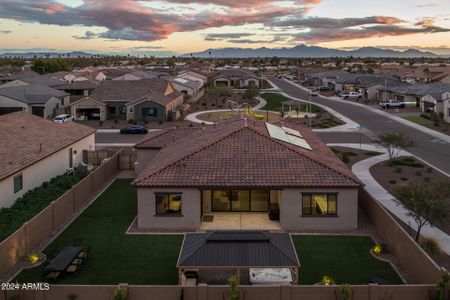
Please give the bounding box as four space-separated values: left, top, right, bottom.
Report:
1 0 450 56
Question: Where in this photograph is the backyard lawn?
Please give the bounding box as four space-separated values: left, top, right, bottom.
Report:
260 93 325 113
293 235 403 285
14 179 183 285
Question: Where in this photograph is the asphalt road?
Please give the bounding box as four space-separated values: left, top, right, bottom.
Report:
266 76 450 175
96 131 154 147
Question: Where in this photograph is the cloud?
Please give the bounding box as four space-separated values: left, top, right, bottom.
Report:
72 30 97 40
416 3 439 8
415 18 435 27
160 0 321 8
1 30 12 34
129 46 164 50
203 33 253 41
270 16 404 29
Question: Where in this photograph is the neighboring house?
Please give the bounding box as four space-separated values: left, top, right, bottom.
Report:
379 83 450 108
213 70 261 88
0 70 39 84
112 70 158 81
70 79 183 122
178 70 208 87
177 231 299 285
54 80 100 103
169 77 202 96
132 120 361 231
0 84 70 117
0 75 65 88
421 91 450 123
0 111 95 207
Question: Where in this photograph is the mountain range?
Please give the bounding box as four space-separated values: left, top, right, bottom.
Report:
0 51 96 58
183 45 441 58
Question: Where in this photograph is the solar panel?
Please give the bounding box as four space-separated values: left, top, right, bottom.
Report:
265 123 312 151
281 126 302 138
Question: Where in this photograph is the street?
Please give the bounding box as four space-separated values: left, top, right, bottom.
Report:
266 76 450 175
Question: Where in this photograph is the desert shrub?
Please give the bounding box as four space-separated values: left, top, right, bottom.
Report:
419 237 442 257
395 167 402 173
389 180 396 184
401 177 409 181
415 171 422 176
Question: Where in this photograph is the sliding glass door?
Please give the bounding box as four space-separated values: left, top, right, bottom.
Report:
211 190 269 212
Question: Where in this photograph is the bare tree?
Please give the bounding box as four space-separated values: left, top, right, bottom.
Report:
395 182 450 242
377 132 415 164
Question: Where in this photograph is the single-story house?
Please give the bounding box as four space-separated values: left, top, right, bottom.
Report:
379 83 450 108
169 77 202 96
177 231 299 285
54 80 100 103
132 120 361 231
0 111 95 207
178 70 208 88
213 70 261 88
0 70 39 84
0 75 65 89
421 91 450 123
112 70 158 81
0 84 70 117
70 79 184 122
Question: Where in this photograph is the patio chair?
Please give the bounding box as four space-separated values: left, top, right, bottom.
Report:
66 264 78 274
46 272 60 282
77 246 90 260
72 258 83 266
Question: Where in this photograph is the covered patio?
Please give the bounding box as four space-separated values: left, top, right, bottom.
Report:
200 212 282 230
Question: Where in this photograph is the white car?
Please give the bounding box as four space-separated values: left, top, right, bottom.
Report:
309 90 319 96
341 91 363 100
54 114 74 123
379 100 406 109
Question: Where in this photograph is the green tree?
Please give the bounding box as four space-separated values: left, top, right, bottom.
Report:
227 275 242 300
32 58 70 74
395 182 450 242
377 132 415 165
243 86 260 100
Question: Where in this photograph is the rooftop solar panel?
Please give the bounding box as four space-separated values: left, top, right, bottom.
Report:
265 123 312 151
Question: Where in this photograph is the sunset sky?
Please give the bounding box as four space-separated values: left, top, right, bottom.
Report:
1 0 450 56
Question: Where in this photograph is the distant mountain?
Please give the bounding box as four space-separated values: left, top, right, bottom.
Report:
0 51 97 58
183 45 439 58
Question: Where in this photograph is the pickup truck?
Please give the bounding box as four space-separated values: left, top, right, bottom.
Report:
309 89 319 96
341 91 363 100
378 100 406 109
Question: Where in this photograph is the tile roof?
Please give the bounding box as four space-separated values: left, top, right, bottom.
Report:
214 69 260 80
91 79 182 106
54 80 100 90
177 231 299 267
19 75 66 87
134 126 203 149
0 111 96 181
133 119 361 188
0 84 68 104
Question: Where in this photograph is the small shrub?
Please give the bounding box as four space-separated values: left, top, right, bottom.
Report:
159 120 163 125
402 157 416 163
341 153 350 163
128 119 134 124
424 176 431 182
400 177 409 181
427 167 433 174
364 151 380 156
395 167 402 173
68 294 78 300
112 286 127 300
331 148 340 154
389 180 396 184
415 170 422 176
419 237 442 257
340 284 353 300
98 121 103 127
228 275 242 300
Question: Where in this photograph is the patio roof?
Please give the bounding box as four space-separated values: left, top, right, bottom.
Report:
177 231 299 267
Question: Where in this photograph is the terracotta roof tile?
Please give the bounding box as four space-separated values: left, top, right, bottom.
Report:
0 112 96 180
134 126 203 149
133 119 361 189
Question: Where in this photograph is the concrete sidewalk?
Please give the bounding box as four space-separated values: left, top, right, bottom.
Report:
282 78 450 143
328 143 450 256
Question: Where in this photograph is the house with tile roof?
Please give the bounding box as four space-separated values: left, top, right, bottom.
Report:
421 88 450 123
213 70 261 88
70 79 184 122
0 111 95 207
132 119 361 231
0 84 70 117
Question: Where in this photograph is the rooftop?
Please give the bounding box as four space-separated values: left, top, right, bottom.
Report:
0 84 68 104
177 231 299 267
133 119 361 188
0 111 96 181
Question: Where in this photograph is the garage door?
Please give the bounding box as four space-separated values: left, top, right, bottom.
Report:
0 107 23 115
31 106 45 117
76 108 101 120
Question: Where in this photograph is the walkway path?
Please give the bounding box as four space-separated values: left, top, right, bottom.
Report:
328 143 450 256
184 96 267 125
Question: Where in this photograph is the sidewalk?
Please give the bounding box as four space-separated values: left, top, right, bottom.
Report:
280 78 450 143
328 143 450 256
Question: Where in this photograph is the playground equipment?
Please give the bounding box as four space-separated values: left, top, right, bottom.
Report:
239 103 264 120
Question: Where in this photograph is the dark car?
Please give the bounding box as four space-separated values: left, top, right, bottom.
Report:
120 125 148 134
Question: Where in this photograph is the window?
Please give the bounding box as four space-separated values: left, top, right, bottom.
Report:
142 108 158 117
14 174 23 193
155 193 182 215
302 194 337 216
69 148 73 168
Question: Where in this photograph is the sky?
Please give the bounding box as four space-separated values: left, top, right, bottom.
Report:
0 0 450 56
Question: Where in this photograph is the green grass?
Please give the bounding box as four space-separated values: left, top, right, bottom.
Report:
403 116 434 127
14 179 183 285
392 157 424 168
292 235 403 285
260 93 325 113
0 172 86 242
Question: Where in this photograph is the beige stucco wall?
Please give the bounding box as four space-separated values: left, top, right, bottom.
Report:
136 149 160 174
0 133 95 208
279 188 358 230
137 188 201 229
0 95 27 109
71 97 106 121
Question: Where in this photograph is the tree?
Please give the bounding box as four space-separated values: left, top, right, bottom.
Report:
227 275 242 300
377 132 415 164
243 86 260 100
32 58 70 74
395 182 450 242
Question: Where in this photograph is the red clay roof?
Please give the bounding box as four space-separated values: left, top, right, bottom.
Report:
0 112 95 181
133 119 361 188
134 126 202 149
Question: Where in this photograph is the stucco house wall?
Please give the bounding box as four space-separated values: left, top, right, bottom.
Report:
71 97 107 121
136 149 160 174
0 133 95 208
137 188 201 229
0 95 27 110
279 188 358 230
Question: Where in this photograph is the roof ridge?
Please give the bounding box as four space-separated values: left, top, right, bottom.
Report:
266 233 299 266
134 127 179 148
178 232 213 266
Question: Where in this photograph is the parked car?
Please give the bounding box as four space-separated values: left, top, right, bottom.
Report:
309 89 319 96
53 114 73 123
120 125 149 134
378 100 406 109
318 86 330 91
341 91 363 100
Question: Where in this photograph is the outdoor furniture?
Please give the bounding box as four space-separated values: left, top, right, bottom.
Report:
66 265 78 274
45 246 83 274
46 271 60 281
71 258 83 266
